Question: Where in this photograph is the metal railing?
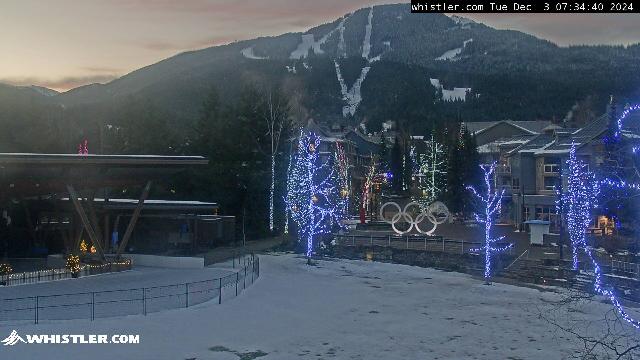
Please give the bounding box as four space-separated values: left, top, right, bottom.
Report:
0 255 259 324
0 261 132 286
608 260 640 280
334 234 513 255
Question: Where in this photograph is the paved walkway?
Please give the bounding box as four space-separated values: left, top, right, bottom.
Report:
200 236 286 265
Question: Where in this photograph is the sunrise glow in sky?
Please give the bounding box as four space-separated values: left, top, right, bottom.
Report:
1 0 638 92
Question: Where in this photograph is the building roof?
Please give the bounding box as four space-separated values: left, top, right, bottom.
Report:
477 135 534 154
0 153 208 197
60 198 219 211
507 105 640 157
463 120 553 136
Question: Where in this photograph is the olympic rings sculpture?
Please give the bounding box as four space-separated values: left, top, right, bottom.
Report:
379 201 450 235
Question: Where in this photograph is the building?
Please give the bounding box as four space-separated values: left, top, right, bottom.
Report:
466 106 640 234
295 119 384 217
463 120 554 147
0 153 234 260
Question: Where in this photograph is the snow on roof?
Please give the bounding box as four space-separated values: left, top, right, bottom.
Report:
62 198 218 206
477 137 530 154
463 121 553 136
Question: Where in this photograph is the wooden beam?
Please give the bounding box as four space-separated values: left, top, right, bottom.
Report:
66 185 106 261
116 181 152 257
84 193 107 257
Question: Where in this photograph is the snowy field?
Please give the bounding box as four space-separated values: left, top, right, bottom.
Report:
1 253 636 359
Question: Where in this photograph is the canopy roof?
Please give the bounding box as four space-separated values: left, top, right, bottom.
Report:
0 153 208 197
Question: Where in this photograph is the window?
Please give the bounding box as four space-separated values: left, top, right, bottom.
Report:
543 164 559 173
543 157 560 173
536 206 560 230
544 177 558 191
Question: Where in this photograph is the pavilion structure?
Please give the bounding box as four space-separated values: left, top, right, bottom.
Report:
0 153 209 262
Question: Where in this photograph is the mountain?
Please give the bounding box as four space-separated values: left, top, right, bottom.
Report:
2 4 640 145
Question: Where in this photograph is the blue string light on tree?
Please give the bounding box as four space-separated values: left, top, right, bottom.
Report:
564 143 640 330
467 162 512 284
285 130 344 263
559 144 599 270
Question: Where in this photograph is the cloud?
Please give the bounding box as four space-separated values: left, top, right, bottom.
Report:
1 74 119 92
81 66 124 73
138 35 238 52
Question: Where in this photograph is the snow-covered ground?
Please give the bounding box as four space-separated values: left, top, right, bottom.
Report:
429 78 472 102
240 47 268 60
1 254 633 359
435 38 473 61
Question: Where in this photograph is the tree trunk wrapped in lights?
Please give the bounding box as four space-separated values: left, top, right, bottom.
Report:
286 131 343 262
563 137 640 330
467 162 512 284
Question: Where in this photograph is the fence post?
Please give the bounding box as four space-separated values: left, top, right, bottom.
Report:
244 266 247 289
352 236 355 246
406 236 408 249
218 278 222 304
185 283 189 308
142 288 147 316
370 234 373 246
91 292 95 321
35 296 39 324
388 235 391 247
461 239 464 254
424 237 427 251
442 237 445 252
236 272 239 296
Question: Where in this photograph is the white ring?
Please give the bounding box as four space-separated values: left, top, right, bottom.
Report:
380 201 450 235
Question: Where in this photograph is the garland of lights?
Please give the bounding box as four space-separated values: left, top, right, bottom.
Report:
0 263 12 275
361 156 377 212
79 239 88 254
3 260 131 280
65 254 82 274
615 104 640 138
335 142 350 219
419 134 446 202
77 139 88 155
286 130 344 259
467 162 512 283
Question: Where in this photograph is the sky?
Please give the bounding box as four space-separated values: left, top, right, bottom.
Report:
1 1 639 92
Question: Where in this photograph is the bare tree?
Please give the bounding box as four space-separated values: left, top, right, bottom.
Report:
535 288 640 359
238 81 292 233
262 87 291 232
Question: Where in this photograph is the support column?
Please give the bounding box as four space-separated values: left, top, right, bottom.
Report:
66 185 106 261
116 181 152 257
